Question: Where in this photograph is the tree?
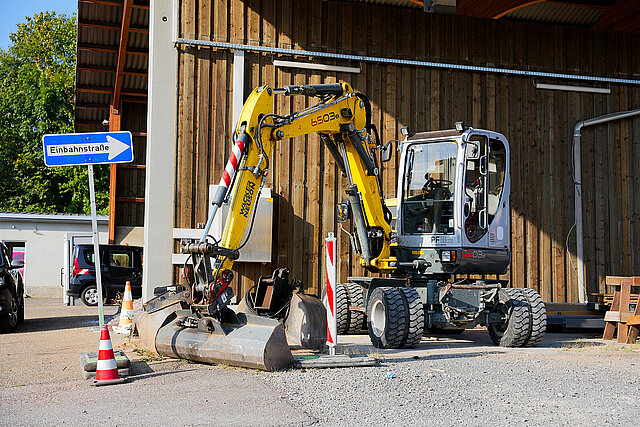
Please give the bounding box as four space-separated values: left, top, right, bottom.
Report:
0 11 109 214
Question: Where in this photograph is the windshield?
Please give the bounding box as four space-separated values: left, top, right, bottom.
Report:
402 141 456 234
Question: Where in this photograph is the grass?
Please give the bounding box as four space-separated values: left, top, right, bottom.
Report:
560 338 599 352
132 347 165 362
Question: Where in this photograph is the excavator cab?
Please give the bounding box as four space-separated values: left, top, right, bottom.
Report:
393 126 511 276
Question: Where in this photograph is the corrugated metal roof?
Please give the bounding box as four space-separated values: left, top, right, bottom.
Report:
342 0 422 8
74 0 149 132
0 212 109 223
505 2 605 27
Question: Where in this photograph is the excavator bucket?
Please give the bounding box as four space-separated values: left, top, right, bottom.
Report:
135 291 293 371
284 294 327 350
235 268 327 350
155 311 293 371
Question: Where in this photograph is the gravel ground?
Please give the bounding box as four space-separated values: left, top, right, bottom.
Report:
258 334 640 426
2 298 640 426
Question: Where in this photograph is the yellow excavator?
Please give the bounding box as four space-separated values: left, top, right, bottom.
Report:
136 82 546 371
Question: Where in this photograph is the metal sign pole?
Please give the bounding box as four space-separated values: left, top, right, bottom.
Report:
87 164 105 326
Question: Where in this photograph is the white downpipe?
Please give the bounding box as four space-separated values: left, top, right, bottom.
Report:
573 109 640 303
232 50 245 127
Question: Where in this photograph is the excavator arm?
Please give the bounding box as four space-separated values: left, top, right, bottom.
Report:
184 82 395 310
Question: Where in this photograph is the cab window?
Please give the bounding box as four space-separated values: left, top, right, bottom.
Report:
487 138 506 223
402 142 456 235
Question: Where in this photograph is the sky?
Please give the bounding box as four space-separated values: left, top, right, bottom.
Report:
0 0 78 50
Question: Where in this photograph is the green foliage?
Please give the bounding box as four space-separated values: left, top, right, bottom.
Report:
0 11 109 214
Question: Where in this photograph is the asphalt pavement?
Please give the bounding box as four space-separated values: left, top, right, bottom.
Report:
1 298 639 426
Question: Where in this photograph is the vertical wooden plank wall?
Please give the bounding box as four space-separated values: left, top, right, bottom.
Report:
115 102 147 229
174 0 640 302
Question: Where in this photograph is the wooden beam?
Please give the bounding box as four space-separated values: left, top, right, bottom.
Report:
76 65 116 73
126 48 149 56
108 105 121 244
113 0 134 112
119 164 146 170
120 97 148 104
592 0 640 32
78 84 146 96
116 197 146 203
78 18 148 34
121 90 147 97
76 65 148 76
75 102 110 110
77 43 147 55
457 0 546 19
79 0 124 6
76 85 112 94
79 0 149 9
77 42 117 54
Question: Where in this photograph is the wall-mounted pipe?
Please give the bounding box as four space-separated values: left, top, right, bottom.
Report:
174 38 640 87
573 109 640 303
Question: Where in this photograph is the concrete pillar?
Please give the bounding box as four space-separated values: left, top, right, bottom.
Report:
142 0 178 302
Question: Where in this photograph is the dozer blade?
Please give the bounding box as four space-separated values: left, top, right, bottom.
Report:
154 312 294 371
284 294 327 350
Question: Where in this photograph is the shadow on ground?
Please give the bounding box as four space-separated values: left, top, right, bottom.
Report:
19 315 102 332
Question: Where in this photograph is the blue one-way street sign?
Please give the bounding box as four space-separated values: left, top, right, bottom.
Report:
42 131 134 167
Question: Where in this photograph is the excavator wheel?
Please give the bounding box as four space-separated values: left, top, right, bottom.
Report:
398 287 425 348
367 287 407 349
344 283 367 334
488 288 531 347
517 288 547 347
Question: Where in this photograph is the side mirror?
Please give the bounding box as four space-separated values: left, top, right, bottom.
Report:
336 203 350 223
11 259 24 269
380 140 394 163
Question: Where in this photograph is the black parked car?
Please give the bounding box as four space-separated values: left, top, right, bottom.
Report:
0 242 24 332
67 244 143 306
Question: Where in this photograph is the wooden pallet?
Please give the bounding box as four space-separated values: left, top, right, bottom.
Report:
602 277 640 343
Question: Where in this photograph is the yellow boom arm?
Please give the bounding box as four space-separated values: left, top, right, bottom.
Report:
198 83 395 296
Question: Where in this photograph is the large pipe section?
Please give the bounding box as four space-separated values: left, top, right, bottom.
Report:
573 109 640 303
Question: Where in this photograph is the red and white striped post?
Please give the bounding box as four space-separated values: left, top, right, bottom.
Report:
325 232 337 355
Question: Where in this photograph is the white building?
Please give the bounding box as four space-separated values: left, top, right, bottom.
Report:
0 212 108 298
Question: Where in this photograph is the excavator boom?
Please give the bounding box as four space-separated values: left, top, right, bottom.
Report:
138 82 395 371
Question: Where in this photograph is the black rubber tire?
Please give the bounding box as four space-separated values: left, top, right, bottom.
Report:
367 287 407 349
322 283 349 334
17 294 24 324
80 284 100 307
344 283 366 334
398 287 425 348
0 290 19 333
518 288 547 347
488 288 531 347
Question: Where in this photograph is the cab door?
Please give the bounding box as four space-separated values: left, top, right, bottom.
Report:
462 132 510 249
462 133 490 248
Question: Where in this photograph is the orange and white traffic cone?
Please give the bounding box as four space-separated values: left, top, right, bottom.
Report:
92 325 126 386
113 281 134 334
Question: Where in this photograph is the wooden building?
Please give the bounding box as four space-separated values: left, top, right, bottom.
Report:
77 0 640 303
